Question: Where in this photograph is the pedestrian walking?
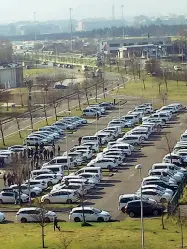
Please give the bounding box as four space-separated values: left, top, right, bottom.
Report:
30 148 34 158
14 191 18 205
43 149 47 160
52 143 55 155
47 149 50 160
3 173 6 186
7 176 11 187
78 136 82 146
50 150 54 160
57 145 60 156
35 142 39 151
53 217 60 231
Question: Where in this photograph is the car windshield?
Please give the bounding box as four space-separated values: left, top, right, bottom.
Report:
92 208 102 213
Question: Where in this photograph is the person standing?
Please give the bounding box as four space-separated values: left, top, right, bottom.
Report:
50 150 54 160
3 173 6 186
53 217 60 231
47 149 50 160
57 145 60 156
43 149 47 160
78 137 82 146
52 143 55 156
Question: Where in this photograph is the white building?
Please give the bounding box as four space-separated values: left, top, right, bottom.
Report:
0 67 23 89
99 37 172 58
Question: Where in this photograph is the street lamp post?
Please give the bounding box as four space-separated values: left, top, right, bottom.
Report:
135 164 145 249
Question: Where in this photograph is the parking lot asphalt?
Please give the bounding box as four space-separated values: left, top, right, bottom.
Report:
1 100 187 223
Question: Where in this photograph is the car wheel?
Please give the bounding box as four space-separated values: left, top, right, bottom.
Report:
0 199 3 204
30 192 36 198
74 217 81 222
66 199 72 204
160 198 167 203
47 181 53 187
44 217 50 223
134 142 138 146
97 217 104 222
129 211 135 218
121 207 126 213
21 217 27 223
44 199 50 204
152 209 159 216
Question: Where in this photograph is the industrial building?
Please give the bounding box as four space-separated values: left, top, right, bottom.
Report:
99 37 172 58
0 67 23 89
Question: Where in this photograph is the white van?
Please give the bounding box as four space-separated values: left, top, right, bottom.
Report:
23 136 47 146
30 169 53 179
69 167 103 179
42 165 64 174
81 136 99 145
104 143 133 155
43 156 74 169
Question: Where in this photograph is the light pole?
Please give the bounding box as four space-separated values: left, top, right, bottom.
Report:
66 134 69 175
135 164 145 249
69 8 73 52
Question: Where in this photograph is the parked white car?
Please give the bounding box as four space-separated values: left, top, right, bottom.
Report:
0 212 5 222
69 207 111 222
10 184 42 198
34 174 61 186
0 191 29 204
137 184 173 196
16 207 57 223
41 189 79 204
25 180 48 190
137 189 172 202
117 135 144 145
87 158 118 170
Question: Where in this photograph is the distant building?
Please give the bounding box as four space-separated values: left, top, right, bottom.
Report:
0 67 23 89
99 37 172 58
76 21 85 32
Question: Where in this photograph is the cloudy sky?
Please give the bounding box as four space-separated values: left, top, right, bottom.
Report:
1 0 187 22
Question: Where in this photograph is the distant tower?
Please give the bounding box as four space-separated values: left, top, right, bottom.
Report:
112 5 115 21
121 5 125 37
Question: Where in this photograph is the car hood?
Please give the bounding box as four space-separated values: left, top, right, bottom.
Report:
33 187 42 192
100 210 110 216
46 211 56 216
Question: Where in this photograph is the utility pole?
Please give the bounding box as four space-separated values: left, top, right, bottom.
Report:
121 5 125 37
69 8 73 52
112 4 115 21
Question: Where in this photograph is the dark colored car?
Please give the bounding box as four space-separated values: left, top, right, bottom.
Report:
125 200 165 218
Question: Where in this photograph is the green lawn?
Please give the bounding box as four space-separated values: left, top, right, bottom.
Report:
10 88 28 94
0 218 186 249
23 68 55 77
112 78 187 102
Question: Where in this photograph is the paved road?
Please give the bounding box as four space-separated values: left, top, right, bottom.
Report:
1 71 125 141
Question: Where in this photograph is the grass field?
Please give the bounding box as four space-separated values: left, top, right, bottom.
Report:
23 68 55 77
113 77 187 102
0 218 185 249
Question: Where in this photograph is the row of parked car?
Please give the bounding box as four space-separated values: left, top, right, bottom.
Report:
119 103 187 218
0 102 185 223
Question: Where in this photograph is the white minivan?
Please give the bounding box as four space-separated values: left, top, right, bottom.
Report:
42 165 64 174
43 156 74 169
70 167 103 180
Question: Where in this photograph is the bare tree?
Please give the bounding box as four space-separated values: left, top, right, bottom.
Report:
82 80 90 105
0 91 12 111
0 120 5 146
48 91 58 121
58 233 72 249
141 75 146 90
32 198 51 248
10 155 29 205
158 91 168 105
41 92 48 125
120 72 126 89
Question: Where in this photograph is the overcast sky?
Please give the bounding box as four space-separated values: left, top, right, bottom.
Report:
1 0 187 23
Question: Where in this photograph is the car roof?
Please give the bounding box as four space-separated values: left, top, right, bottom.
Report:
71 206 95 211
119 194 136 199
18 207 39 212
153 163 175 167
